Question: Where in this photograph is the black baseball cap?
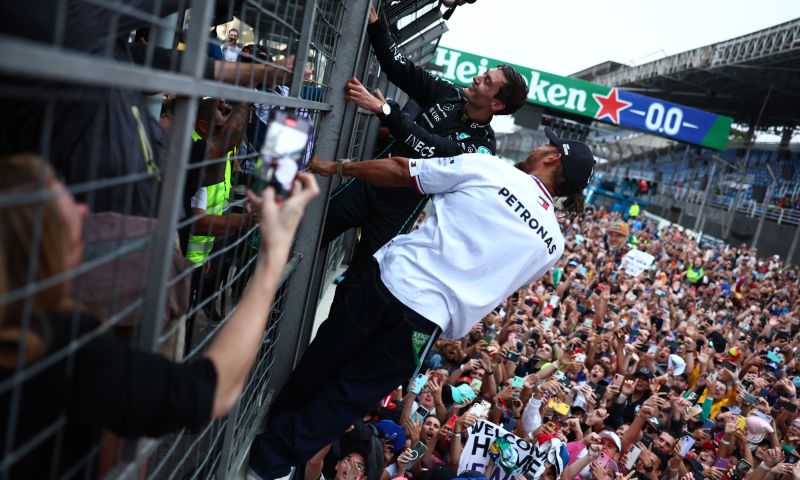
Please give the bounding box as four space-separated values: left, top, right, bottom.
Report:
545 127 596 195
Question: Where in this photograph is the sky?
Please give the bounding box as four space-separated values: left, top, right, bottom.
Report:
439 0 800 77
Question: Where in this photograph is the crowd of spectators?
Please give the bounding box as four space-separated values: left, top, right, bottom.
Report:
313 208 800 480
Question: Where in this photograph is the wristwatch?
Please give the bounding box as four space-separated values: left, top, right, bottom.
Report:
377 101 391 119
335 159 352 177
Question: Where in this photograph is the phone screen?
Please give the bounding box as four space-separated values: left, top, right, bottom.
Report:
625 446 641 471
254 111 312 197
678 434 695 457
735 459 751 474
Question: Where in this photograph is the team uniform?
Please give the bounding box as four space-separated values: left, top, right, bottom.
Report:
249 153 566 479
322 18 497 311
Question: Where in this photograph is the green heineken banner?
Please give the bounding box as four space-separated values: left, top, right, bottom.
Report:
430 46 733 151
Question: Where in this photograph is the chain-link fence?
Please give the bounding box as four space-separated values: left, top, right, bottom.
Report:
0 0 447 478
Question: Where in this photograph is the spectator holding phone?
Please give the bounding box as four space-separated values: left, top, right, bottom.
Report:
0 156 318 477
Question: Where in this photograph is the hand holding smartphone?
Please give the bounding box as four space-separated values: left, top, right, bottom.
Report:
252 111 312 198
402 441 428 468
409 374 428 395
677 432 695 458
624 445 642 471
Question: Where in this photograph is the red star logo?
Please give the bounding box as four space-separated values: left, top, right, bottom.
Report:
592 88 632 124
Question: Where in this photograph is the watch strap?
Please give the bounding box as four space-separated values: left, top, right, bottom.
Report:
336 159 352 177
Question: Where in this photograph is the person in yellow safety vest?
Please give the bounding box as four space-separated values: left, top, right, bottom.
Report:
185 98 255 266
628 202 640 218
685 256 706 284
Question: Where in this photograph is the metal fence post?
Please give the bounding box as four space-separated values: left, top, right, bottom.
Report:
120 0 213 471
262 0 374 404
695 162 716 237
787 223 800 268
289 1 318 98
752 183 773 249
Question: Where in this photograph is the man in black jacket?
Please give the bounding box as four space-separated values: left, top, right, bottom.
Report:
323 6 529 311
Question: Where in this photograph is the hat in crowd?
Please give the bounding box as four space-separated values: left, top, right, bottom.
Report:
668 354 687 376
647 416 663 432
725 347 741 361
454 471 488 480
567 258 580 268
633 367 653 380
599 431 622 451
745 415 774 444
607 220 629 237
544 127 596 195
450 384 477 404
375 420 406 454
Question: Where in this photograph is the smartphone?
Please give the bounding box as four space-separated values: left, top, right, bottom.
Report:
409 374 428 395
524 297 535 307
506 350 520 362
470 378 483 393
736 415 747 432
402 441 428 468
574 353 586 364
582 319 594 329
554 370 570 387
784 401 799 413
516 341 525 352
253 111 312 197
742 391 758 405
467 400 491 418
741 379 753 390
721 360 737 372
613 374 625 386
730 459 751 480
641 435 653 448
767 350 784 364
512 376 525 389
413 405 430 423
608 303 620 314
713 458 731 469
625 445 642 471
483 333 495 346
786 454 800 464
446 415 459 430
548 400 571 416
647 344 658 355
677 433 695 458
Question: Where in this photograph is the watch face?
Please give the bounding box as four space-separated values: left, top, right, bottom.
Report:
381 102 391 116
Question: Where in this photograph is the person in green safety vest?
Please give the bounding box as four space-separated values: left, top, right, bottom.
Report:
628 201 640 218
185 98 255 267
685 256 706 284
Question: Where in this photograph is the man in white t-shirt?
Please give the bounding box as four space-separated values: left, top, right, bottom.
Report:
248 127 595 480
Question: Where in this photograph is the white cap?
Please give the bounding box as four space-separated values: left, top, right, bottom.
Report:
599 431 622 452
668 354 687 376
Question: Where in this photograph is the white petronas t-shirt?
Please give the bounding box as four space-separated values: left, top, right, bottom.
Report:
374 153 565 339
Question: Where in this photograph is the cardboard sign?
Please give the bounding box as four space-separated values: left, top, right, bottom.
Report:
621 250 655 277
458 421 567 480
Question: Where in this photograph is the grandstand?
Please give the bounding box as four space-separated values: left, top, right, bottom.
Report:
573 18 800 263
